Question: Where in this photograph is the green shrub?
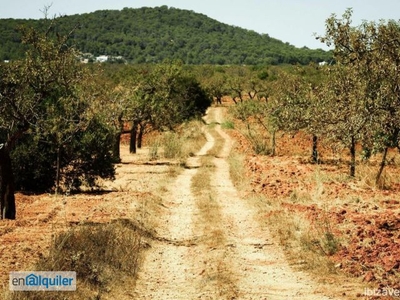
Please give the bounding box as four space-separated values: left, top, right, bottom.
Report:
221 120 235 129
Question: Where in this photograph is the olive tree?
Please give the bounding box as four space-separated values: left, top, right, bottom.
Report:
272 66 326 162
124 61 211 154
319 9 400 182
0 25 115 219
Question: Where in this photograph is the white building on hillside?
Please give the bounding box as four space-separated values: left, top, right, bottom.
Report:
96 55 108 63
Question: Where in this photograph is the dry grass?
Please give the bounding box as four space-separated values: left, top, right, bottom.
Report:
227 147 342 279
356 162 400 190
9 220 142 300
227 151 248 190
148 119 207 163
147 136 162 161
267 209 339 274
267 172 342 277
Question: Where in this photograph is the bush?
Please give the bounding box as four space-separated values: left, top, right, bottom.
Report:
11 136 57 192
148 136 162 160
163 132 183 159
11 221 142 300
11 117 115 193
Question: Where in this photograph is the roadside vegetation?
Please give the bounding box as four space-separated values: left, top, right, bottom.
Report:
10 221 142 300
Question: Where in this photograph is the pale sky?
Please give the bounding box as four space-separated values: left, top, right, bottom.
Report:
1 0 400 50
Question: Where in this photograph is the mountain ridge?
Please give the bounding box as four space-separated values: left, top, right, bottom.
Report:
0 6 331 65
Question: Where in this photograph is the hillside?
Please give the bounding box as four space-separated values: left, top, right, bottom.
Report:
0 5 331 65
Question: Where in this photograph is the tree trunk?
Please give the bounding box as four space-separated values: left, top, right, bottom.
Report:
113 113 124 162
130 121 138 154
0 145 16 220
271 130 276 156
312 135 318 164
55 146 61 195
137 124 145 149
350 136 356 177
113 132 122 162
376 147 388 186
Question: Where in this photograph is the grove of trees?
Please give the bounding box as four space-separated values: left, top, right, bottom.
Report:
0 23 212 219
227 9 400 185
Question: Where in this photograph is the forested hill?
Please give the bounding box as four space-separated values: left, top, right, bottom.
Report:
0 5 331 65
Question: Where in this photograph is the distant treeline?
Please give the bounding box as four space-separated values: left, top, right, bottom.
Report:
0 5 331 65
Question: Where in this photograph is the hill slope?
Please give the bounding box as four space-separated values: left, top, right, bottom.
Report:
0 6 331 65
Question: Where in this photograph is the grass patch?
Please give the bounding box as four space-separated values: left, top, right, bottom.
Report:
148 119 206 163
206 127 225 158
267 209 339 275
221 120 235 129
10 220 142 300
227 150 247 190
180 120 207 158
243 131 272 155
162 132 183 159
148 136 162 161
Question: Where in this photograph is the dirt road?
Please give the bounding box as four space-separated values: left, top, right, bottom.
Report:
133 107 337 299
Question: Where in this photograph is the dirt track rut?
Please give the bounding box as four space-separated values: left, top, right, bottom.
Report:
134 107 336 299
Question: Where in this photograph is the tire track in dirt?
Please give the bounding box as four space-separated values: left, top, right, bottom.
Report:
133 170 199 299
134 107 337 299
133 126 215 299
210 107 335 299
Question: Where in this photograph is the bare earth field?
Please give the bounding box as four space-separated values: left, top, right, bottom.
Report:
0 106 396 299
229 104 400 299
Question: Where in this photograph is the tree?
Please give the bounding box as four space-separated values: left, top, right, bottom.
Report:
123 61 211 154
226 66 249 104
0 24 115 219
319 9 400 183
272 66 326 162
197 66 229 105
321 64 368 177
89 71 127 162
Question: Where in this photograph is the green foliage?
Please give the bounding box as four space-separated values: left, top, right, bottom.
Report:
0 6 331 65
10 112 115 193
317 9 400 180
123 61 211 154
62 117 116 190
11 136 57 192
221 120 235 129
0 24 116 194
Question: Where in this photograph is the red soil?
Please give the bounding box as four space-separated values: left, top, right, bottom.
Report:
230 128 400 291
